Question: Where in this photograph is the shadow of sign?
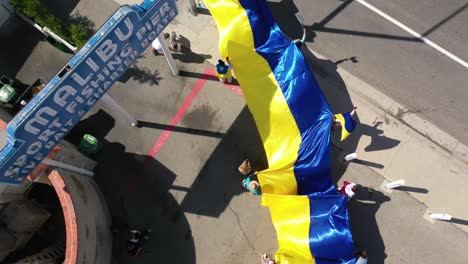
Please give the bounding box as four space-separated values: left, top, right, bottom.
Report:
67 109 196 263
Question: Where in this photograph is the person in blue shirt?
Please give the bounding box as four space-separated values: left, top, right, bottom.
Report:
215 57 233 83
242 171 261 195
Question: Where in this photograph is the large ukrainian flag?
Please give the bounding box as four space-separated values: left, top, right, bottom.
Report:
203 0 356 263
262 194 356 264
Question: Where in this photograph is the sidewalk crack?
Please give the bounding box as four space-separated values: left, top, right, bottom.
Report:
223 193 257 252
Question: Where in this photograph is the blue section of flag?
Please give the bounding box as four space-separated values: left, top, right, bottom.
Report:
308 195 356 264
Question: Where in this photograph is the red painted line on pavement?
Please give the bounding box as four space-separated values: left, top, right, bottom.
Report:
125 67 212 199
125 67 246 203
148 67 212 158
224 83 244 96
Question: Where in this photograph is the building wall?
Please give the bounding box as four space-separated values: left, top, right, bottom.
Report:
49 169 112 264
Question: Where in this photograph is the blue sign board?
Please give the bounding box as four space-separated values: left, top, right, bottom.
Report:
0 0 177 184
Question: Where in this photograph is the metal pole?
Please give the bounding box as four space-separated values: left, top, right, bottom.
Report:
158 34 179 76
43 158 94 177
15 12 77 53
43 27 78 53
100 94 139 127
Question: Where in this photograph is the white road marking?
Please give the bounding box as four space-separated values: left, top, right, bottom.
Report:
356 0 468 68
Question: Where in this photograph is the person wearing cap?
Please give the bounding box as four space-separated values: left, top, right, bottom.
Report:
339 181 357 199
215 57 233 83
261 253 276 264
151 33 170 55
238 159 252 175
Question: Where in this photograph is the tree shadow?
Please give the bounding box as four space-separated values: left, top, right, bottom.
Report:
65 109 196 263
349 187 391 264
119 66 163 86
67 12 96 35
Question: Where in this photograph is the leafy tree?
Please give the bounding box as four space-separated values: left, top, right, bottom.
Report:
10 0 91 49
68 22 89 48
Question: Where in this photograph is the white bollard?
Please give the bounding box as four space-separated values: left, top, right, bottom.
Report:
344 153 358 161
385 180 405 189
429 213 452 221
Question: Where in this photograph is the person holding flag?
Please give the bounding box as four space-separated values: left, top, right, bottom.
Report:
333 106 358 141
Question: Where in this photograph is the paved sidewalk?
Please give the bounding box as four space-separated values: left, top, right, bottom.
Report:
1 0 467 263
76 0 468 262
150 0 468 234
112 1 468 262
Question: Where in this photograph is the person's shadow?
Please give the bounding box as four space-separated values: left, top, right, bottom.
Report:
349 187 390 264
171 34 212 64
360 122 401 152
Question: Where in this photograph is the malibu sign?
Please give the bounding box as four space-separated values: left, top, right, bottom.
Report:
0 0 177 184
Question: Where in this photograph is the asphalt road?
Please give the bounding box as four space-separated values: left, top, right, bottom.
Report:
269 0 468 145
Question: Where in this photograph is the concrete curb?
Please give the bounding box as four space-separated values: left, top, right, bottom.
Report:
311 50 468 166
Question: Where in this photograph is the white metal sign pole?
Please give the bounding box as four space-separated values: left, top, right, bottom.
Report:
158 34 179 76
42 158 94 177
100 94 138 127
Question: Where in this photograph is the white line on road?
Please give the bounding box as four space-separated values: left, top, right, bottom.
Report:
356 0 468 69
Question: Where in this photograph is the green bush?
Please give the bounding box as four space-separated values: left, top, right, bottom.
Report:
10 0 90 48
68 22 89 48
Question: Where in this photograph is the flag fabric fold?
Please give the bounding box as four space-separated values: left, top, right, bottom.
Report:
334 112 357 141
262 194 356 264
